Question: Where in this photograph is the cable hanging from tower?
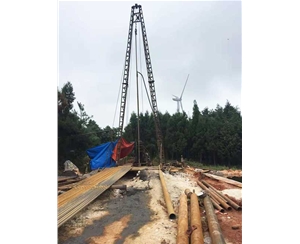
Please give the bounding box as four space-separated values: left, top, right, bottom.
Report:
112 62 125 130
126 52 132 126
139 23 144 114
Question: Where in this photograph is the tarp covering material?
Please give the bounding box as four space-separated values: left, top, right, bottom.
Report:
86 141 117 170
86 137 135 170
112 137 135 161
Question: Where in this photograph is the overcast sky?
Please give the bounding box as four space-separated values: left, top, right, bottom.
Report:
58 1 241 128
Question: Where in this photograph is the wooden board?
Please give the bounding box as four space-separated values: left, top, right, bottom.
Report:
203 173 242 188
57 176 78 182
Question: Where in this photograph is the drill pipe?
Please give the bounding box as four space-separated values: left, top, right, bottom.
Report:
203 196 226 244
210 197 225 213
197 180 231 210
190 193 204 244
159 169 176 219
184 189 192 197
177 193 189 244
196 183 224 212
201 180 241 210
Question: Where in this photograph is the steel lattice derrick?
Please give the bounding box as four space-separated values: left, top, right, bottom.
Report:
137 5 164 162
117 4 165 164
116 6 135 163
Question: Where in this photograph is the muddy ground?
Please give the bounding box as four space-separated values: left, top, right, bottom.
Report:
58 168 242 244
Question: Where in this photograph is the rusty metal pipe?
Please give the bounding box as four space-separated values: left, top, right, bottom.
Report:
202 180 241 210
205 192 225 213
203 196 226 244
220 193 242 210
196 182 221 204
205 190 221 204
159 169 176 219
197 180 231 210
196 184 224 212
177 193 189 244
190 192 204 244
184 189 192 197
110 184 127 190
208 189 232 210
210 197 225 213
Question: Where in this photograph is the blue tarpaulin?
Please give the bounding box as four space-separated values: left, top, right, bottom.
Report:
86 140 118 170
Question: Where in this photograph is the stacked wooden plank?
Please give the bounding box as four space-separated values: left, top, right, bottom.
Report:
58 175 84 193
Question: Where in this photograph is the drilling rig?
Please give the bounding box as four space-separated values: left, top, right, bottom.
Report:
115 3 164 167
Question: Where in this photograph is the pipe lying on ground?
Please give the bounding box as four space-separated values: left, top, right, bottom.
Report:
110 184 127 190
177 193 189 244
159 168 176 219
190 192 204 244
203 196 226 244
196 183 224 213
197 181 231 210
184 189 192 197
209 190 232 210
204 189 220 204
210 197 225 213
220 193 242 210
202 180 241 210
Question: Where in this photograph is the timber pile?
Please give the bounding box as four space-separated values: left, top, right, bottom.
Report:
203 173 242 188
58 176 77 182
58 176 84 193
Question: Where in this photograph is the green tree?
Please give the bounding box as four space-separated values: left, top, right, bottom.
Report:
188 100 201 160
77 101 92 127
165 112 189 160
58 81 111 172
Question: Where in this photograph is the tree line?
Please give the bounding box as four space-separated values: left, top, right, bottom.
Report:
58 82 242 172
58 82 118 172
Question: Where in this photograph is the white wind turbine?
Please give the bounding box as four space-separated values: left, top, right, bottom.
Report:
172 74 189 113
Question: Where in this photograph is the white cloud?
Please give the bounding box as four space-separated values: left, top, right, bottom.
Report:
59 1 241 128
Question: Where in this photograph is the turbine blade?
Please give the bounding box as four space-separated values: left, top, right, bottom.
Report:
180 74 189 99
180 101 184 112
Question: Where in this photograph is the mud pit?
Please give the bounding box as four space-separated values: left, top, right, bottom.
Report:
58 169 242 244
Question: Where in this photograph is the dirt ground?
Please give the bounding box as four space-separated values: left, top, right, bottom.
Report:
58 167 242 244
